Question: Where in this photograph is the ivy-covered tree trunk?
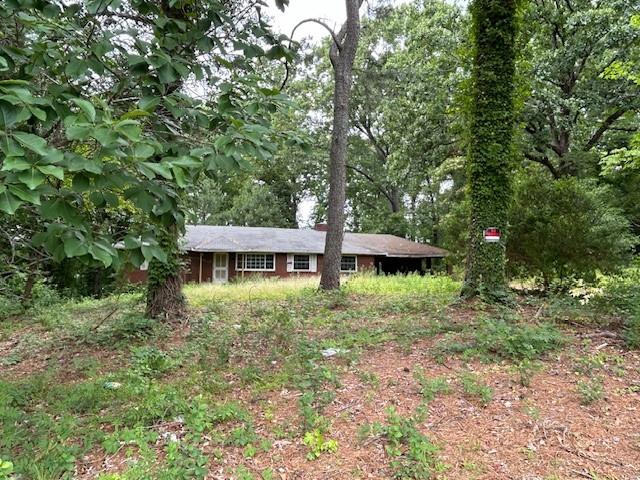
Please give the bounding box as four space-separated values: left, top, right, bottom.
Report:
320 0 362 291
462 0 519 300
146 225 186 319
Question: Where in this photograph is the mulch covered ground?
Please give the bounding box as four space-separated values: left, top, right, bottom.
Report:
198 336 639 480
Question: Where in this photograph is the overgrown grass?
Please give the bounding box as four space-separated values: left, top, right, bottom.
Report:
184 273 461 307
184 275 319 305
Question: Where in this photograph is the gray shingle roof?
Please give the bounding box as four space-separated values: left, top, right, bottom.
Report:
183 225 447 258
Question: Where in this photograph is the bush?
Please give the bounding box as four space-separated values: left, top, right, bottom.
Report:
623 314 640 349
508 173 636 286
591 263 640 348
0 277 61 318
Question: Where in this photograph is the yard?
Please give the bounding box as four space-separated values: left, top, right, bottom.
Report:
1 275 639 480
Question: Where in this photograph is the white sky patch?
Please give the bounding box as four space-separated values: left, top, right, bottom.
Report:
265 0 415 43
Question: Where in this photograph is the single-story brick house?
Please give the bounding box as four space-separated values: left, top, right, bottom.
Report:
127 224 448 284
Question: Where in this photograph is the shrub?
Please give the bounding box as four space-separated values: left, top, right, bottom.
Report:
623 313 640 349
592 263 640 349
508 174 636 286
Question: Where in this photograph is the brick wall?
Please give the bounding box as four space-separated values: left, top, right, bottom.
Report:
126 252 378 284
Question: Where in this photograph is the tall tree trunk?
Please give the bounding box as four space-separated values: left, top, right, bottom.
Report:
462 0 519 300
320 0 363 291
146 225 186 319
145 1 191 318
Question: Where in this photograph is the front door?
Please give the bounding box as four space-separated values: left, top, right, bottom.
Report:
213 253 228 283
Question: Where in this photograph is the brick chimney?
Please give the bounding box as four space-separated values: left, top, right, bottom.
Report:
314 223 328 232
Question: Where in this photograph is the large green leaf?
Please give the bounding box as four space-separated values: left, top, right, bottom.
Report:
37 165 65 180
141 161 173 179
9 184 41 205
0 187 23 214
66 123 92 141
63 235 88 257
18 168 46 189
134 143 155 159
141 243 167 263
0 100 25 128
40 198 79 222
92 127 118 146
70 98 96 122
90 240 117 267
12 132 49 156
0 136 25 157
115 120 141 141
1 157 31 171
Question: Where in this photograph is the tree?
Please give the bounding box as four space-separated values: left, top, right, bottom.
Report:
0 0 291 318
462 0 519 300
296 1 466 244
508 172 636 285
347 0 466 242
316 0 363 291
521 0 640 178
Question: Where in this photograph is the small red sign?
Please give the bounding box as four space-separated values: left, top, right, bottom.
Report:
484 228 501 243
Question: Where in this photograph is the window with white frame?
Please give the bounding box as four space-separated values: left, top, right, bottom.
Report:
236 253 275 271
340 255 357 272
293 255 311 271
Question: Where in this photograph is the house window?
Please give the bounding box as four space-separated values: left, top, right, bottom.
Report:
340 255 357 272
236 253 275 271
293 255 310 271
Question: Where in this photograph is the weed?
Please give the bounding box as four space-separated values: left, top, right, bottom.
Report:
472 317 565 360
88 312 164 346
513 359 543 387
234 465 256 480
0 458 13 479
227 424 259 447
131 346 174 378
522 400 541 420
413 367 452 401
460 373 494 407
359 370 380 388
577 377 604 405
376 407 446 479
161 441 208 480
574 352 607 376
303 429 339 460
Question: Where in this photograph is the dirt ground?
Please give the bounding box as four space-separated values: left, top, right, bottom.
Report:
212 339 639 480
